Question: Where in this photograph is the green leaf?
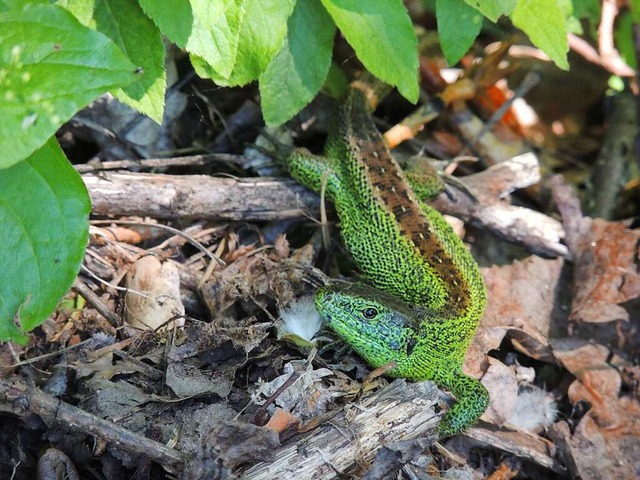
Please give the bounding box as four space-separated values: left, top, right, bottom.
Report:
193 0 295 86
556 0 581 35
322 62 349 99
61 0 167 124
512 0 569 70
3 0 49 9
614 12 636 70
320 0 419 102
140 0 244 80
260 0 335 125
437 0 483 65
572 0 601 23
631 0 640 23
463 0 515 22
0 138 90 344
0 4 137 168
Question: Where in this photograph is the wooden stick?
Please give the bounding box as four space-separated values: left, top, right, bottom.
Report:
0 379 187 474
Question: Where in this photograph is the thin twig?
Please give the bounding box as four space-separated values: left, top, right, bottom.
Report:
74 153 245 173
471 71 541 147
91 220 226 267
599 0 635 77
73 278 120 328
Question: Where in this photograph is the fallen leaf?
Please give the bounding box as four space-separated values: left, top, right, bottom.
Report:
550 175 640 324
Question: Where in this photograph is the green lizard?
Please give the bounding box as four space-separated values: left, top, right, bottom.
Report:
278 79 488 437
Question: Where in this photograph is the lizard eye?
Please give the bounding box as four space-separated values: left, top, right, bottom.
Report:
362 307 378 319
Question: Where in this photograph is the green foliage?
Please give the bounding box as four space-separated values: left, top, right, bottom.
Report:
437 0 484 66
512 0 569 70
0 139 90 344
572 0 601 23
437 0 569 69
614 0 640 72
614 12 637 70
191 0 296 87
61 0 167 123
320 0 419 103
463 0 515 22
0 3 138 168
260 0 336 126
0 0 580 342
140 0 244 80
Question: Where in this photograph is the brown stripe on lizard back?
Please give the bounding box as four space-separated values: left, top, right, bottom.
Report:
342 88 471 314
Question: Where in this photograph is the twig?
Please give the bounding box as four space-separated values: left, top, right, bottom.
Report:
238 380 440 479
568 34 604 66
73 278 120 328
91 220 225 267
465 425 563 474
469 71 541 148
74 153 245 173
598 0 635 77
588 89 638 218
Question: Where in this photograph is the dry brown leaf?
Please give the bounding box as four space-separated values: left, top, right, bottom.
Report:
482 256 563 334
273 234 290 259
465 326 507 377
252 362 344 422
200 247 312 318
551 175 640 323
549 417 610 480
552 338 640 435
569 219 640 323
165 362 234 398
264 407 300 433
466 256 562 372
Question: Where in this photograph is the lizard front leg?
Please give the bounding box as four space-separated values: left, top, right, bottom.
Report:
277 148 346 205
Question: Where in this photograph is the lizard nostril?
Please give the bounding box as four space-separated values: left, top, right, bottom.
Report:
320 290 333 302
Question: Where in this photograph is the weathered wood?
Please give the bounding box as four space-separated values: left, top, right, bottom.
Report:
84 172 320 221
83 153 567 257
239 380 439 479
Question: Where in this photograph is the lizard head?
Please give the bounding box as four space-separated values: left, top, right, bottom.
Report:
315 283 423 372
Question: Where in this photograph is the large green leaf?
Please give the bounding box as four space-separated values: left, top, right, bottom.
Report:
438 0 483 66
572 0 601 23
192 0 295 86
614 12 636 70
0 139 90 344
0 3 137 168
140 0 244 79
260 0 335 125
512 0 569 70
61 0 166 124
2 0 49 10
320 0 419 102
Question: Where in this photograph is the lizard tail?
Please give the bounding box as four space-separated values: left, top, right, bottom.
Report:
438 372 489 437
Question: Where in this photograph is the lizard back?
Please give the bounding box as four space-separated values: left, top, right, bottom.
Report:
325 84 486 336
